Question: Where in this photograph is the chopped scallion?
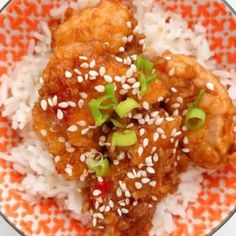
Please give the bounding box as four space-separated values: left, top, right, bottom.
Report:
114 98 140 118
86 157 109 176
135 56 153 74
139 74 148 96
111 129 137 146
185 108 206 130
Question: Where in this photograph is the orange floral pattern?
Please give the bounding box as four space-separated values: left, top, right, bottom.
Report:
0 0 236 235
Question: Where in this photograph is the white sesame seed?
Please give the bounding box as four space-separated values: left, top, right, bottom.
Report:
113 160 119 165
54 156 60 163
127 78 135 84
151 195 158 201
109 200 114 208
47 98 53 107
171 87 177 93
78 99 84 108
161 134 166 139
84 74 89 80
58 137 65 143
126 68 133 78
143 138 149 148
114 76 121 82
149 181 157 187
57 109 63 120
141 178 150 184
93 189 102 197
99 205 105 212
95 85 105 93
206 82 215 91
132 81 140 89
165 56 172 60
144 114 150 122
173 109 179 116
139 128 145 136
89 60 96 68
65 70 72 78
119 47 125 52
142 101 150 110
104 75 113 83
74 68 81 75
52 95 58 106
138 118 145 125
125 190 131 198
121 208 129 214
138 147 144 156
133 201 138 206
89 70 99 77
80 62 89 68
122 36 128 43
127 21 132 28
65 167 73 176
81 128 89 135
77 76 83 83
92 218 97 227
40 99 47 111
139 39 145 45
183 136 189 144
58 102 68 108
133 113 142 119
120 89 128 95
79 56 87 60
176 97 183 103
99 66 106 76
127 172 135 179
151 147 157 154
147 167 155 174
166 117 175 122
122 83 131 90
131 55 137 60
115 57 123 63
66 147 75 153
127 35 133 42
153 153 159 162
182 148 190 153
126 57 132 65
39 77 44 84
40 129 47 136
172 103 180 108
155 117 164 126
153 132 159 142
168 68 175 77
182 125 188 131
79 92 88 99
135 182 142 189
157 128 165 134
116 187 122 197
157 96 164 102
117 208 122 216
67 125 78 132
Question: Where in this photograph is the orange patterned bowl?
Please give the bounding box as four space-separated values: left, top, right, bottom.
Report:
0 0 236 236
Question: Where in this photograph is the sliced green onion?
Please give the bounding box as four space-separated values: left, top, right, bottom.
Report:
114 98 140 118
89 83 117 126
139 74 148 96
188 89 205 110
111 129 137 146
135 56 153 74
110 118 124 127
185 108 206 130
147 74 157 84
86 157 109 176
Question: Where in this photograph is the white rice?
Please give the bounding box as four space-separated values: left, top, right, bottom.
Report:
0 0 235 235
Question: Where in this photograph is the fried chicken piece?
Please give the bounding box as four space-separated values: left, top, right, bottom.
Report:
153 52 235 169
51 0 138 53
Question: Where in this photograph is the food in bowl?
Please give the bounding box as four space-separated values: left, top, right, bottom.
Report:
0 0 235 236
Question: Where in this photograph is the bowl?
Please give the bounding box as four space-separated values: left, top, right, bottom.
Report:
0 0 236 235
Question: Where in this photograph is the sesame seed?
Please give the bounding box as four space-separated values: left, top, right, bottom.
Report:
182 148 190 153
132 82 140 89
138 118 145 125
52 95 58 105
127 35 133 42
65 70 72 78
133 113 143 119
58 102 69 108
114 76 121 82
166 117 175 122
151 111 159 117
104 75 113 83
153 132 159 142
147 167 155 174
104 206 111 212
126 68 133 78
77 76 83 83
115 57 123 63
65 167 73 176
173 109 179 116
157 96 164 102
125 190 131 198
153 153 159 162
165 56 172 60
171 87 177 93
121 208 129 214
119 47 125 52
99 205 105 212
57 109 63 120
117 208 122 216
80 62 89 68
182 125 188 131
127 21 132 28
122 83 131 90
95 85 105 93
81 128 89 135
168 68 175 77
39 77 44 84
137 147 144 156
122 36 128 43
135 182 142 189
142 101 150 110
149 181 157 187
89 70 99 77
139 128 145 136
151 195 158 201
40 129 47 136
176 97 183 103
133 201 138 206
109 200 114 208
127 123 134 128
79 56 87 60
157 128 165 134
126 57 132 65
113 160 119 165
80 92 88 99
89 60 96 68
143 138 149 148
78 99 84 108
172 103 180 108
151 147 157 154
84 74 89 80
174 131 182 137
48 98 53 107
120 89 128 95
155 117 164 126
127 172 135 179
92 218 97 227
99 66 106 76
54 155 60 163
93 189 102 197
144 114 150 122
183 136 189 144
58 137 65 143
141 178 150 184
74 68 81 74
66 147 75 153
67 125 78 132
116 187 122 197
206 82 215 91
127 78 135 84
40 99 47 111
139 39 145 45
161 134 166 139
